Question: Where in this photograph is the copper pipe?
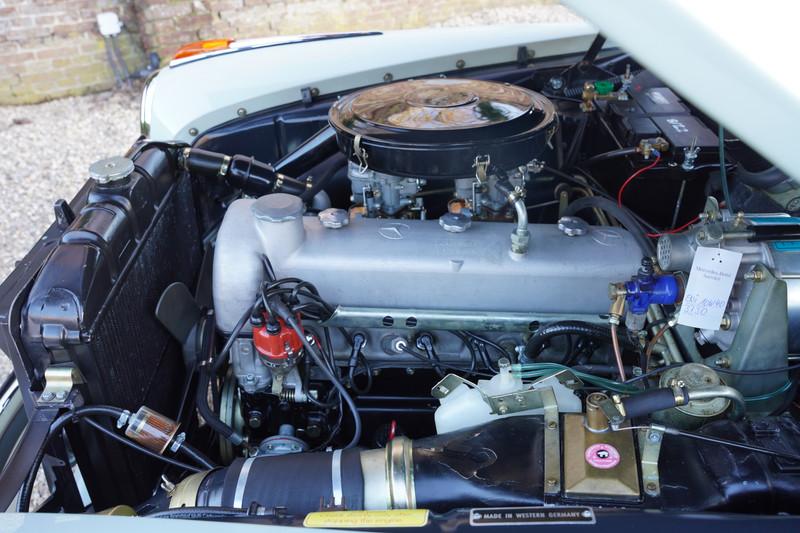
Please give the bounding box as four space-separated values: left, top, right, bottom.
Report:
610 323 626 381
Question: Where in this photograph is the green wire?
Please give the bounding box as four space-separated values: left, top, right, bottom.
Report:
719 124 733 211
514 362 792 402
512 363 640 394
743 380 794 402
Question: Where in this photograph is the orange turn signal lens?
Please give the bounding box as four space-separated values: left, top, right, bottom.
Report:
173 39 234 60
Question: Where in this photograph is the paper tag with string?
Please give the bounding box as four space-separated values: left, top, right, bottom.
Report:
677 247 742 330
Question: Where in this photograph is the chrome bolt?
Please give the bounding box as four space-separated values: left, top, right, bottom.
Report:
646 482 658 493
547 420 557 430
236 108 247 117
648 431 661 443
40 391 54 402
55 391 67 401
188 127 198 136
744 269 764 282
714 356 731 369
546 478 558 487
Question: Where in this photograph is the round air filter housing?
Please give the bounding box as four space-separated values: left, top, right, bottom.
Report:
328 78 556 179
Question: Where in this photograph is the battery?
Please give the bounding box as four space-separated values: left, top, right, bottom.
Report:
606 80 718 167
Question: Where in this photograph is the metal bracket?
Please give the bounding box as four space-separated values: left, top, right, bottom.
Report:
540 387 561 496
638 425 664 497
431 369 581 416
430 371 568 496
473 154 490 182
38 366 84 405
354 135 369 174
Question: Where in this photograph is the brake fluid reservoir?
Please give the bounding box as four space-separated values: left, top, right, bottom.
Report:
434 360 580 434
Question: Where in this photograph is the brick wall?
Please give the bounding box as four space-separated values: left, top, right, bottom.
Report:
0 0 146 104
1 0 541 105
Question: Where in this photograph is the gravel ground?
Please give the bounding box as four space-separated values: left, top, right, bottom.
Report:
0 85 142 386
0 4 578 508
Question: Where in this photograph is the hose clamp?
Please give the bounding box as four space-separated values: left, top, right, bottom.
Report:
233 457 256 509
180 147 192 171
385 436 415 509
218 155 231 177
116 409 131 429
169 431 186 454
331 449 343 507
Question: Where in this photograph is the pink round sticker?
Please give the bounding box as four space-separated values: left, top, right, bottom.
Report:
585 443 621 469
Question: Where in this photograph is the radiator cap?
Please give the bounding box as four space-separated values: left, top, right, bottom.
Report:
89 156 134 184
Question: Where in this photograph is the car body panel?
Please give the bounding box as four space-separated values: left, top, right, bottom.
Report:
141 24 596 142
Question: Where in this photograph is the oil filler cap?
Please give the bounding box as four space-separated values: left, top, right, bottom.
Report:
89 156 134 184
558 216 589 237
318 208 349 229
439 212 472 233
252 193 304 222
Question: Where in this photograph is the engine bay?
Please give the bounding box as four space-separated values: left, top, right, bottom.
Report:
3 43 800 523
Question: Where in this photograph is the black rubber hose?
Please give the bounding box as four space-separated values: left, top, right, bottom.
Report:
561 195 655 256
18 405 211 512
620 387 680 419
300 152 347 201
18 406 125 512
273 125 339 177
197 363 243 446
145 507 251 519
524 321 638 362
177 441 217 470
735 164 790 191
83 418 204 473
184 148 306 196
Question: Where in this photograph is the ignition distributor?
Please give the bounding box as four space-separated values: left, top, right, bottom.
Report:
252 312 304 367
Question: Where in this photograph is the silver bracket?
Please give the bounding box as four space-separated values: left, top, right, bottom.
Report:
38 366 84 405
431 369 581 415
638 425 665 496
541 387 561 496
353 134 369 174
473 154 490 182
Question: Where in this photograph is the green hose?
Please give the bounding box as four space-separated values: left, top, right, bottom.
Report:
719 124 733 211
512 362 640 394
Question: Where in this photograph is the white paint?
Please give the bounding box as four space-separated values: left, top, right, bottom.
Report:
566 0 800 181
142 24 596 141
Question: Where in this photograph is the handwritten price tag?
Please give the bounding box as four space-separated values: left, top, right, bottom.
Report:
677 247 742 330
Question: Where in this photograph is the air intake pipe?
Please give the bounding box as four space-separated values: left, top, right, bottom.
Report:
167 417 546 515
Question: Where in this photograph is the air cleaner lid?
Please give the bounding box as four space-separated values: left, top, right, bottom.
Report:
329 78 556 179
